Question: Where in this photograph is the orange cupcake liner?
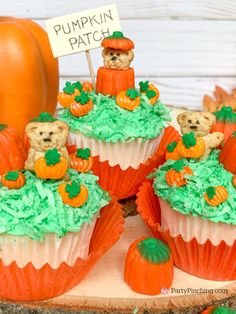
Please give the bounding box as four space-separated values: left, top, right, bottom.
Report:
90 126 180 199
0 199 124 301
136 181 236 281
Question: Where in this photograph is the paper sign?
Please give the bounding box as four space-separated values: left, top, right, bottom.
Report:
45 4 121 57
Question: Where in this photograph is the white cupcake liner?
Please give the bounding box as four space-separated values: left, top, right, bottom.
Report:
0 215 97 269
69 130 164 170
159 198 236 246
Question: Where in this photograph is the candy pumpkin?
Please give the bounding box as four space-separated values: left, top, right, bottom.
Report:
0 17 59 135
1 171 25 189
139 81 160 105
116 89 140 111
210 106 236 143
34 148 68 180
57 81 81 108
82 81 93 92
70 148 93 173
124 237 173 295
219 132 236 174
165 160 193 187
70 92 93 117
232 175 236 188
177 132 205 158
165 141 181 160
204 186 228 206
58 180 88 207
0 124 27 175
101 31 134 51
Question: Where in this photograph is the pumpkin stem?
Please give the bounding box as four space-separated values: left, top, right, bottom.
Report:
5 171 19 181
146 89 157 99
167 141 177 153
233 131 236 138
138 238 170 264
126 88 139 100
206 187 216 199
73 81 82 91
76 148 91 159
31 112 57 123
182 132 197 148
65 181 81 198
212 306 236 314
172 159 185 172
74 91 89 105
0 124 7 131
214 106 236 123
63 81 76 95
45 148 61 166
107 31 124 39
139 81 149 92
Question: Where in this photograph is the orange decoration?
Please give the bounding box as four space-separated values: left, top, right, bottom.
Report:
70 148 93 173
177 133 205 158
58 81 82 108
96 67 135 96
124 237 173 295
1 171 25 189
203 85 236 112
116 89 140 111
70 92 93 117
232 175 236 188
0 124 27 175
34 148 68 180
101 31 134 51
82 81 93 92
139 81 160 105
0 17 59 135
204 186 228 206
219 132 236 174
165 160 193 187
165 141 181 161
58 181 88 207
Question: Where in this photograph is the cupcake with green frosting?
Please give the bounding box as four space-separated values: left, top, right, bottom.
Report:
137 150 236 281
58 81 177 199
0 168 123 301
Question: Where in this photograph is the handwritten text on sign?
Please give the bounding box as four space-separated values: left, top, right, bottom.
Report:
45 4 121 57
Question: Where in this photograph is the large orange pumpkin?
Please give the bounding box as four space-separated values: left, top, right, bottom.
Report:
0 17 59 135
124 237 173 295
219 132 236 174
0 124 27 175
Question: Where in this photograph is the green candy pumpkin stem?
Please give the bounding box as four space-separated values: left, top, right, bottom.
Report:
76 148 91 160
172 159 185 172
0 124 7 131
214 106 236 123
137 238 170 264
167 141 177 153
182 132 197 149
65 181 81 198
31 112 57 123
5 171 19 181
74 91 89 105
126 88 139 100
206 187 216 199
45 148 61 166
139 81 149 92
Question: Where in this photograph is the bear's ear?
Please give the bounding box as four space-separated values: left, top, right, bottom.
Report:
127 50 134 62
201 112 216 127
54 120 69 137
102 48 109 58
177 112 188 125
25 122 39 137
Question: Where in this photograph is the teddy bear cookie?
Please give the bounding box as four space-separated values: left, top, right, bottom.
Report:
96 31 135 96
177 111 224 159
25 112 70 173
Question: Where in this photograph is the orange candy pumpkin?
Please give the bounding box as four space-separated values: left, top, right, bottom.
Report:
116 89 140 111
58 180 88 208
1 171 25 189
165 141 181 160
232 175 236 188
82 81 93 92
177 132 205 158
70 148 93 173
101 31 134 51
70 92 93 117
34 148 68 180
165 160 193 187
204 186 228 206
139 81 160 105
219 132 236 174
0 124 27 175
124 237 173 295
0 17 59 135
58 81 81 108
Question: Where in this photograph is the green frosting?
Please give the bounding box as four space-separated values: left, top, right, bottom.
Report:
153 150 236 225
59 91 171 143
76 148 91 159
137 238 170 264
5 171 19 181
214 106 236 123
0 170 110 240
167 141 177 153
31 112 57 123
45 148 61 165
182 132 196 148
213 307 236 314
74 91 90 104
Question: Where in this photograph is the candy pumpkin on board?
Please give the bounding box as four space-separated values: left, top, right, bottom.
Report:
0 17 59 136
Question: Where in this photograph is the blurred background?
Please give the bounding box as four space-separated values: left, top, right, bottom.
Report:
2 0 236 110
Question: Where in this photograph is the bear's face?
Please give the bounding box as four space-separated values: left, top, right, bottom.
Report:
25 120 69 152
102 48 134 70
177 111 216 137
